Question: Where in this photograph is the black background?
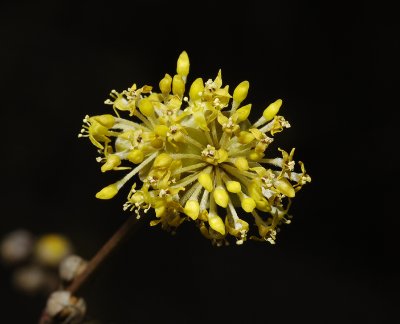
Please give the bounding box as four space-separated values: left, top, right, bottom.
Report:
0 1 396 323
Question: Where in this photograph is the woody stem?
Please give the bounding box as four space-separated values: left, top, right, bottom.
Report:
38 215 139 323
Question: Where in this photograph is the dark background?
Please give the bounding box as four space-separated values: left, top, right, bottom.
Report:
0 1 396 323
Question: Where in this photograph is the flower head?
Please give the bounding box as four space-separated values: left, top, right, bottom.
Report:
79 51 311 246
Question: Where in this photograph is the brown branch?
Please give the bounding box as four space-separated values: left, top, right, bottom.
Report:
38 215 140 324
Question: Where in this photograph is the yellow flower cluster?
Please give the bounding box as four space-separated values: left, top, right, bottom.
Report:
79 51 311 246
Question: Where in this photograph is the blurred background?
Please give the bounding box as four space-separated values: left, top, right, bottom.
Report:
0 0 395 323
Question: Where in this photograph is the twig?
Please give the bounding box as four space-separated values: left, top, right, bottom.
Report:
38 215 140 324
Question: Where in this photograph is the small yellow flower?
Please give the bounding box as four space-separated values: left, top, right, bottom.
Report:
79 51 311 246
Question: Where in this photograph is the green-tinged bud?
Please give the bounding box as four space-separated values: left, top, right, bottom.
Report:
189 78 204 101
90 120 108 136
91 114 115 128
234 157 249 171
208 213 226 235
151 138 164 149
172 75 185 97
153 153 173 168
255 198 271 212
159 73 172 95
138 98 154 117
154 125 169 137
241 197 256 213
226 181 241 193
176 51 190 77
217 149 229 163
198 173 214 192
263 99 282 122
248 151 264 161
213 186 229 208
127 149 144 164
248 181 263 201
101 154 121 172
184 200 200 220
274 178 295 197
233 81 249 104
95 183 119 200
147 92 162 102
235 104 252 123
237 131 255 144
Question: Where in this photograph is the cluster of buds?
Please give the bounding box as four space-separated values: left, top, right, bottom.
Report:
79 51 311 246
1 231 73 294
1 231 88 323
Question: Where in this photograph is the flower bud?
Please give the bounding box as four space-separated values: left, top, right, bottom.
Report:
59 255 88 282
90 114 115 128
45 290 86 322
255 198 271 212
241 197 256 212
151 138 164 149
1 229 34 265
217 148 228 163
34 234 72 267
233 157 249 171
176 51 190 78
153 153 173 168
172 75 185 97
138 98 154 117
248 151 264 161
159 73 172 95
233 81 249 104
226 181 241 193
96 183 119 199
208 213 226 235
237 131 255 144
101 154 121 172
235 104 252 122
263 99 282 122
213 186 229 208
198 172 214 192
189 78 204 101
127 149 144 164
154 125 169 137
90 120 108 136
184 200 200 220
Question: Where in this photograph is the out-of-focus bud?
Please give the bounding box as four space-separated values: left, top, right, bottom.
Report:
12 264 59 295
12 265 45 294
34 234 72 267
59 255 88 283
1 229 34 265
45 290 86 324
